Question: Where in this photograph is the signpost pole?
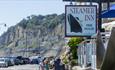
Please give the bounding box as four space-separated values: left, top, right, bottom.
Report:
70 0 73 5
98 0 102 31
90 0 92 5
107 0 110 10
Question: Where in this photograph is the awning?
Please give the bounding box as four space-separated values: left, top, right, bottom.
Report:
101 5 115 18
102 21 115 31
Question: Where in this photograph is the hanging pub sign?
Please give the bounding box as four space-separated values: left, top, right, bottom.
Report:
65 5 97 37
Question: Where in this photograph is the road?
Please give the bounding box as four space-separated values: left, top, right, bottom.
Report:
0 64 40 70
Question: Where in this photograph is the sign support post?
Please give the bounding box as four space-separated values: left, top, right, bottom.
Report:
98 1 102 31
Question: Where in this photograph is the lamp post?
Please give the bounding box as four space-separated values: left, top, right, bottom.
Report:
36 29 41 56
0 23 7 56
25 30 28 57
0 23 7 31
0 23 6 27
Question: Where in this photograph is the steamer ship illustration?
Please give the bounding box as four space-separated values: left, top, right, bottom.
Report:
67 14 82 33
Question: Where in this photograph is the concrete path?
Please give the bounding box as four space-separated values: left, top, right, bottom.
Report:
72 66 99 70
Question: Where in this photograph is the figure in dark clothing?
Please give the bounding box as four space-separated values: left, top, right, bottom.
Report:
60 64 65 70
54 58 61 70
54 58 66 70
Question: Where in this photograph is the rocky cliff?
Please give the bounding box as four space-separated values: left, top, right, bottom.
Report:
0 14 65 57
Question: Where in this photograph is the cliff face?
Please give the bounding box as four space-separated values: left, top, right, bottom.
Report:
0 14 65 57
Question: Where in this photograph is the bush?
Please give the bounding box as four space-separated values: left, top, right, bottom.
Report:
68 37 83 47
68 37 83 59
71 59 78 66
63 57 68 64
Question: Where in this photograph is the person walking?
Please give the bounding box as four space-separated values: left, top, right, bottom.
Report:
54 58 61 70
44 58 49 70
39 61 45 70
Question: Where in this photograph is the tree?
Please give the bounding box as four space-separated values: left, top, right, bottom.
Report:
18 19 28 29
68 37 83 59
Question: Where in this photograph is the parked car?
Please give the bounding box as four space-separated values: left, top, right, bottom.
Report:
7 57 20 65
30 58 39 64
29 56 44 64
5 57 13 66
7 57 15 66
0 58 8 67
16 56 24 65
22 58 30 64
15 56 30 65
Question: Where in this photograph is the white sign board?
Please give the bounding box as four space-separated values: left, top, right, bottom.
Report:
65 5 97 37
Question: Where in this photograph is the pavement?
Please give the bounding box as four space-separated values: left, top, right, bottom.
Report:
0 64 40 70
0 64 54 70
0 64 100 70
72 66 99 70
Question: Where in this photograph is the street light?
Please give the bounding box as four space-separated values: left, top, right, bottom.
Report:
25 29 28 57
0 23 8 56
0 23 7 27
0 23 7 32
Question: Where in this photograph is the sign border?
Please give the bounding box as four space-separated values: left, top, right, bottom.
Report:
65 5 97 37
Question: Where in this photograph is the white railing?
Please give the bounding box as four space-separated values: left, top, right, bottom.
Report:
77 32 110 70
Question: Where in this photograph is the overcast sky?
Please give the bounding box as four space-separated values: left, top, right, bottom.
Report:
0 0 68 35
